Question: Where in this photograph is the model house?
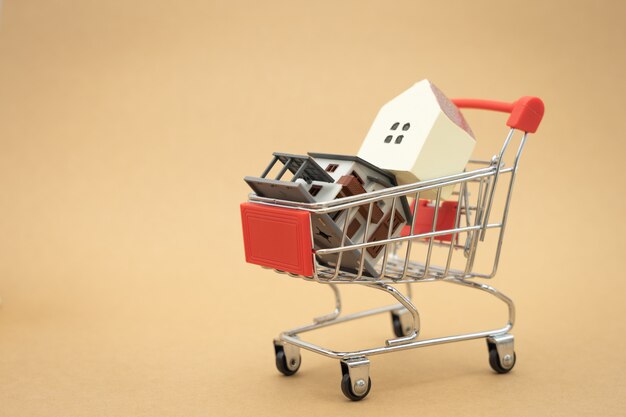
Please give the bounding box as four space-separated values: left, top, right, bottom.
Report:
357 79 476 199
309 153 411 261
244 152 411 276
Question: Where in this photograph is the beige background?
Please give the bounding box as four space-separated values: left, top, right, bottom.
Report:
1 0 625 415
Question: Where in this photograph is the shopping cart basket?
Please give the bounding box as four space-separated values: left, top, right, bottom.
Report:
241 96 544 400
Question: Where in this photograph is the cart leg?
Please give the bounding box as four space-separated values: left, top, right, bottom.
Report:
313 284 342 324
340 357 371 401
367 283 420 345
391 283 417 336
486 334 516 373
273 339 301 376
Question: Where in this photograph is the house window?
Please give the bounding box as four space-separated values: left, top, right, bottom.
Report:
309 185 322 196
385 122 409 143
351 171 364 185
325 164 339 172
347 218 361 238
366 210 406 257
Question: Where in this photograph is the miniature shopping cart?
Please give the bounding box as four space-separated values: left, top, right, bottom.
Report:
240 96 544 400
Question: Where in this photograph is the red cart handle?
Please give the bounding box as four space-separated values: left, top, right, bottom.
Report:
452 96 545 133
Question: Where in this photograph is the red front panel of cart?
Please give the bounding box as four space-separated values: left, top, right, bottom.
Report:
240 203 314 277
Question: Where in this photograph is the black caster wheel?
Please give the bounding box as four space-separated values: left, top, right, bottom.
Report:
340 362 371 401
391 311 412 337
391 310 413 337
274 343 301 376
488 342 516 374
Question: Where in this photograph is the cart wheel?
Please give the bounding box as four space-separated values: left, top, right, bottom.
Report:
391 311 410 337
274 343 301 376
487 342 516 374
341 374 371 401
340 360 371 401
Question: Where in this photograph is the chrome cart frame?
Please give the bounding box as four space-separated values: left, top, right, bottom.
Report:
247 97 543 400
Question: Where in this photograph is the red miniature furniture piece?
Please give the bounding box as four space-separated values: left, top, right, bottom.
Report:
401 199 459 242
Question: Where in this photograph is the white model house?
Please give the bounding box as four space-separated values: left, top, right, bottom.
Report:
357 79 476 199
